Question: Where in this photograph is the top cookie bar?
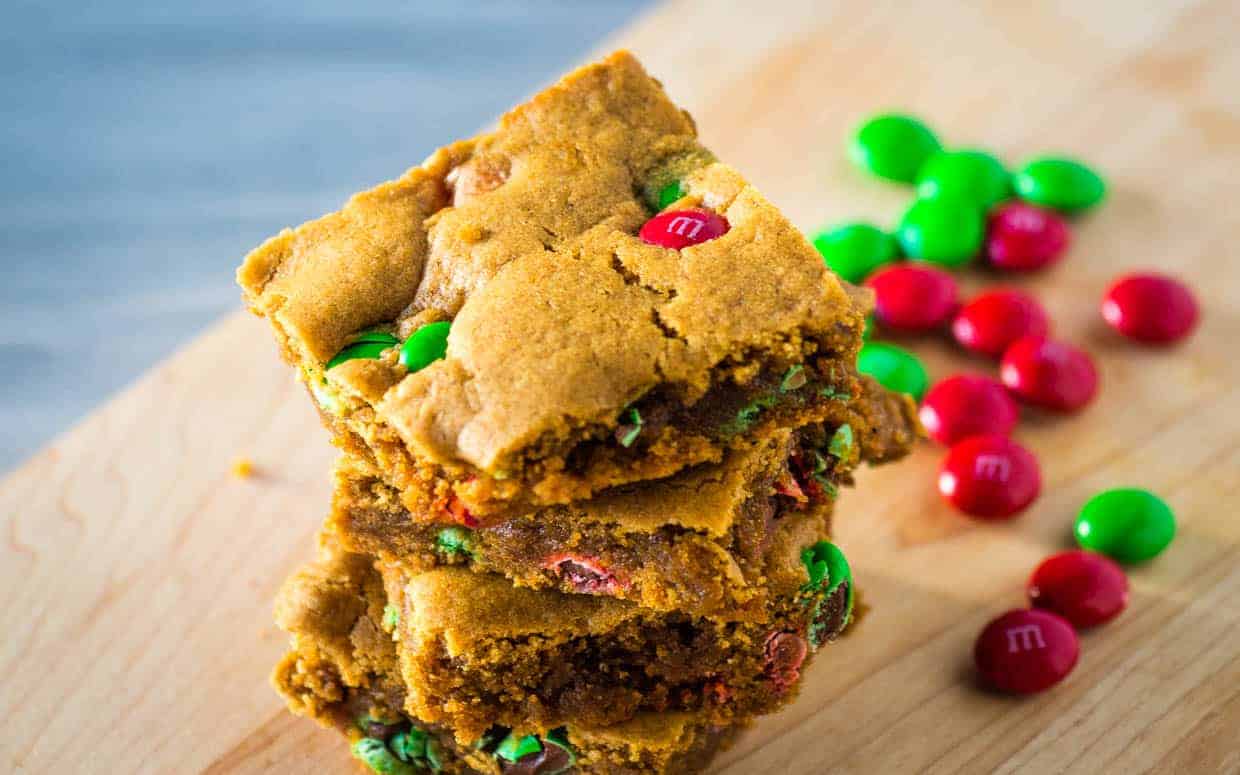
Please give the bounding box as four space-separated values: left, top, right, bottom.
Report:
238 50 869 522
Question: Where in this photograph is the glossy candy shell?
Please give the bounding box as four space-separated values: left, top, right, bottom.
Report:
1028 550 1129 628
952 289 1050 359
1000 336 1098 412
938 434 1041 519
919 375 1019 446
975 609 1079 694
1075 488 1176 563
1102 273 1199 344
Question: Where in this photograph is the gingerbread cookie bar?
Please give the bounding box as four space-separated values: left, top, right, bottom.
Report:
273 547 740 774
330 376 916 617
384 511 850 744
237 50 871 524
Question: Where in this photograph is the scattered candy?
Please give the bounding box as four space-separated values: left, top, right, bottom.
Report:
916 149 1010 209
1075 488 1176 563
1102 272 1199 345
1000 335 1098 412
896 194 984 268
952 288 1050 358
974 609 1079 694
857 341 929 400
1028 550 1129 628
849 113 941 182
938 434 1040 519
1013 156 1106 213
985 202 1070 271
866 263 959 332
400 321 451 373
812 222 898 283
919 375 1019 446
639 208 729 248
833 114 1165 701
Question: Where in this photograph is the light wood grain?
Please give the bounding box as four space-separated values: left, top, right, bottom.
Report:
4 1 1239 773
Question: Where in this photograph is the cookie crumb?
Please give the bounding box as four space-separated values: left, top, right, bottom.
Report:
231 457 256 478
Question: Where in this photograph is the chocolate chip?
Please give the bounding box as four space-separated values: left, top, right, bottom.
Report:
499 743 573 775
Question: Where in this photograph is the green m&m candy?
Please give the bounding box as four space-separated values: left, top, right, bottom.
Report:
801 540 854 647
1075 488 1175 563
352 738 416 775
400 321 451 373
656 180 684 210
916 149 1010 209
857 341 928 400
812 222 898 283
326 331 400 371
436 526 472 557
896 194 983 268
1013 156 1106 212
849 113 941 183
496 732 543 762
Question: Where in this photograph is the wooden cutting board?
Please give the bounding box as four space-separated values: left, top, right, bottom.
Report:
4 1 1238 772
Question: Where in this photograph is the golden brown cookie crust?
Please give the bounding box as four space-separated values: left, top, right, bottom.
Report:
238 51 870 517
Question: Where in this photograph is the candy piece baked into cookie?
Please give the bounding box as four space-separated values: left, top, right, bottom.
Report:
383 511 850 744
237 50 871 524
273 547 740 774
330 375 916 617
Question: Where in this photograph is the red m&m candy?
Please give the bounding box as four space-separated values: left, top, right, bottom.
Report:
865 264 959 332
920 375 1019 446
1102 272 1199 345
639 209 729 249
1028 550 1129 628
952 289 1050 358
1000 335 1098 412
975 609 1079 694
985 202 1070 271
938 434 1040 519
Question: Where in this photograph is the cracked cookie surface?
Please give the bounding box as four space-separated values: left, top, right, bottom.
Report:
238 50 870 520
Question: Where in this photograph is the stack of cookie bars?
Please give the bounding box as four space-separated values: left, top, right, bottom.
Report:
240 52 919 775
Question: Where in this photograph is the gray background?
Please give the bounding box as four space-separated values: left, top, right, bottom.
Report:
1 1 650 472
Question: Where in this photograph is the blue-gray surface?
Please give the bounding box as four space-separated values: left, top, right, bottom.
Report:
0 1 651 472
